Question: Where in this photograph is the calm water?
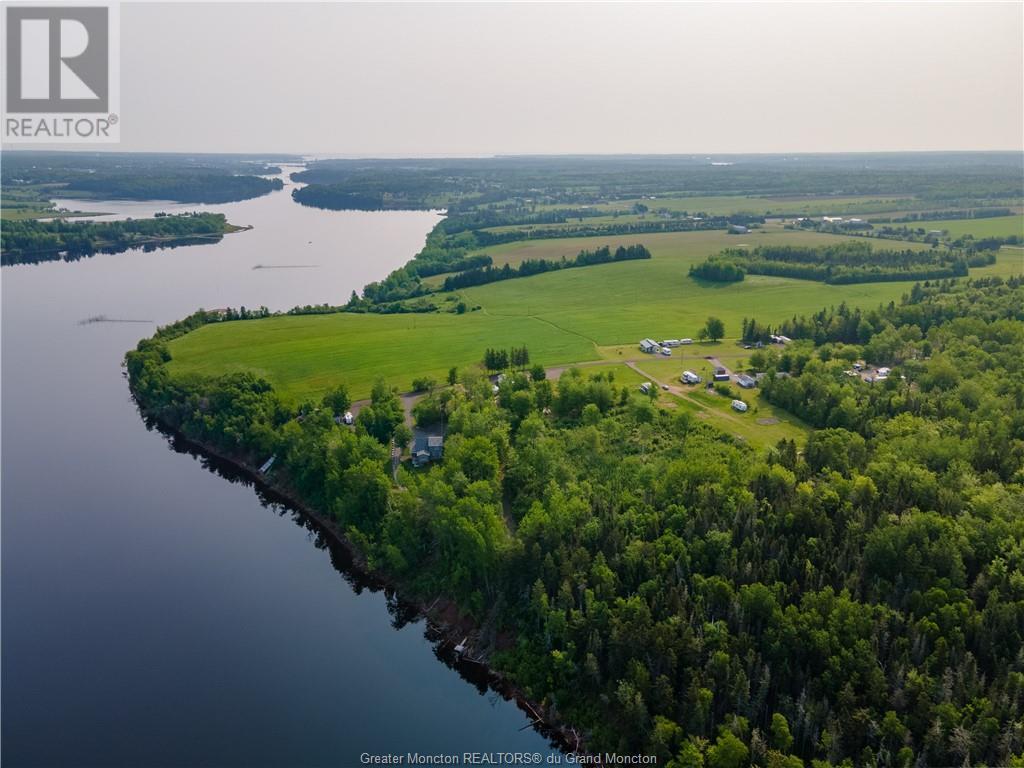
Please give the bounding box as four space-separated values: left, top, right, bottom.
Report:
1 167 557 766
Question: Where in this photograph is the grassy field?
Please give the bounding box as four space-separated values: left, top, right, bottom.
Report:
921 214 1024 239
458 224 930 269
0 184 102 220
166 222 1022 453
169 310 597 404
454 229 945 345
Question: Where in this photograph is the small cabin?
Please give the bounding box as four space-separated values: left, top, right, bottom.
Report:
731 399 749 413
713 367 730 382
639 339 660 354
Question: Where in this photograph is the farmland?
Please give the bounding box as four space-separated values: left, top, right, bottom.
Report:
167 225 1021 411
457 224 930 268
921 213 1024 238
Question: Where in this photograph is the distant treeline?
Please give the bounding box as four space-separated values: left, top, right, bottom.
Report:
689 242 993 285
290 186 423 211
872 207 1014 224
2 152 289 204
289 154 1024 209
59 173 282 203
1 212 233 265
442 244 651 291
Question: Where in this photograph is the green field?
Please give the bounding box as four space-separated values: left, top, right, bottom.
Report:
455 229 939 344
463 224 930 269
919 214 1024 239
168 226 1022 413
169 311 597 403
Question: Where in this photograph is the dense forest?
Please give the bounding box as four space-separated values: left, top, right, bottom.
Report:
127 277 1024 767
689 242 995 286
1 212 234 265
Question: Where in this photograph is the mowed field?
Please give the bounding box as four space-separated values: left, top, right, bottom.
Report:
160 226 1024 414
921 214 1024 239
168 310 597 403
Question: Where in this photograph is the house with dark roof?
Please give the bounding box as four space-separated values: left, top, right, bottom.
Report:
411 434 444 467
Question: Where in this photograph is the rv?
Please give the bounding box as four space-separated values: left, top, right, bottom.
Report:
680 338 693 345
731 399 749 413
639 382 653 394
681 371 701 385
660 347 672 356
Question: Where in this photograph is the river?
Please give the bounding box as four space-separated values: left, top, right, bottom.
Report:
1 166 558 766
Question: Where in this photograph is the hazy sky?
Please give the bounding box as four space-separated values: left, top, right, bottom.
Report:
54 2 1024 153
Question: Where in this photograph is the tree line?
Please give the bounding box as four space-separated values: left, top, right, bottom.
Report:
688 242 993 286
443 244 651 291
1 212 232 265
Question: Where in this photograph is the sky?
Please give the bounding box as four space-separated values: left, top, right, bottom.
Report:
17 1 1024 154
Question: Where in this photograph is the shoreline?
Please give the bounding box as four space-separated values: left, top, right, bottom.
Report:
138 404 584 756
